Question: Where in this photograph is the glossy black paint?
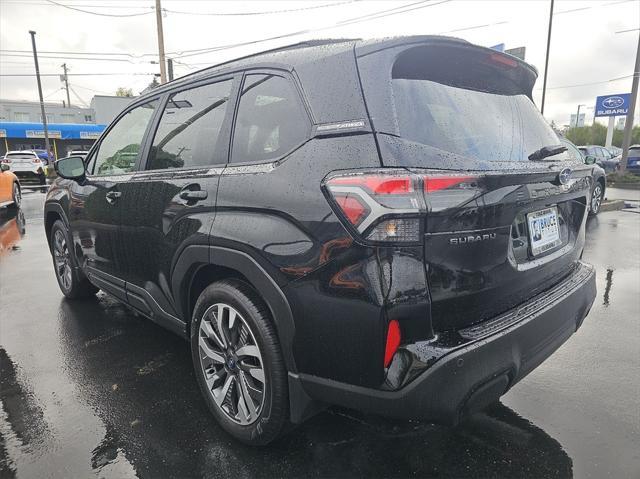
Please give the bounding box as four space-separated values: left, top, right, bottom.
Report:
44 36 597 423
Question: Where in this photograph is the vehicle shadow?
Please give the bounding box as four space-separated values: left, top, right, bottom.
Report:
57 296 573 479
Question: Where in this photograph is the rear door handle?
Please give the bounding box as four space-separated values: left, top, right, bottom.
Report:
105 191 122 204
179 190 208 201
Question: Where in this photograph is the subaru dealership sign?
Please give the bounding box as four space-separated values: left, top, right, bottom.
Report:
594 93 631 117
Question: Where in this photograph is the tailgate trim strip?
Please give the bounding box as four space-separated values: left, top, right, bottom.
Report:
459 262 593 340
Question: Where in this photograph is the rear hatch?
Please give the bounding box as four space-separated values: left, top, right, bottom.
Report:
358 41 592 331
4 153 38 172
626 146 640 170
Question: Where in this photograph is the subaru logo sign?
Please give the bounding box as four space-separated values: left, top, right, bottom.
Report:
558 168 572 185
602 96 624 109
595 93 630 117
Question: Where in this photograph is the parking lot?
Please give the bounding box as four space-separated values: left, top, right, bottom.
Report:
0 191 639 478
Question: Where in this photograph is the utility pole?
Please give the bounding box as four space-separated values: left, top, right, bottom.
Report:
61 63 71 108
155 0 167 84
167 58 174 82
575 104 584 128
619 33 640 174
29 30 51 163
540 0 554 116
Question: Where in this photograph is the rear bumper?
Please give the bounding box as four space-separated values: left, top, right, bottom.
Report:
293 261 596 424
13 169 44 176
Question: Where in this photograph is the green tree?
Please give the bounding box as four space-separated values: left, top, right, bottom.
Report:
115 87 133 97
565 123 640 147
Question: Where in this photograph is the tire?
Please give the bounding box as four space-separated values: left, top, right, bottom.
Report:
50 220 98 299
191 279 289 445
8 183 20 209
590 181 603 216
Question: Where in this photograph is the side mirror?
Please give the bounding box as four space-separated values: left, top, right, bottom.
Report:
0 163 10 172
584 155 597 165
55 156 86 180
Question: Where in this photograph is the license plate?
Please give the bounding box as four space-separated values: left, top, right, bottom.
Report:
527 207 561 256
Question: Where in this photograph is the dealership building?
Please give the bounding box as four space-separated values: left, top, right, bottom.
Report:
0 95 136 157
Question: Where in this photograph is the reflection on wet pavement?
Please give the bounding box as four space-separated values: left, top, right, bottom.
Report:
603 268 614 307
0 210 25 257
1 193 639 478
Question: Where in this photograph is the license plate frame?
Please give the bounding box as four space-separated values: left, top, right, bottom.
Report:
527 206 561 256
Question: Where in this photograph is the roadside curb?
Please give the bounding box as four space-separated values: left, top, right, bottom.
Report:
599 200 625 212
606 181 640 190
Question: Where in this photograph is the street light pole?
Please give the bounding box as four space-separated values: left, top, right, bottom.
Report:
29 30 51 162
155 0 167 84
575 104 585 128
619 33 640 174
540 0 554 116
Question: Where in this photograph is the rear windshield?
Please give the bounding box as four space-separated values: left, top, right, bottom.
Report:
5 153 36 159
390 46 567 164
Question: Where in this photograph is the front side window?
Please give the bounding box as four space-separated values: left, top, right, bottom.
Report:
562 141 583 162
231 74 309 164
91 100 158 176
147 79 233 170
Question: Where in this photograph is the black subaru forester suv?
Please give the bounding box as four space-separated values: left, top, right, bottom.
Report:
46 36 597 445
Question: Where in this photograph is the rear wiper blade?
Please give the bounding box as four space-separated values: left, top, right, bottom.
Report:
528 144 567 161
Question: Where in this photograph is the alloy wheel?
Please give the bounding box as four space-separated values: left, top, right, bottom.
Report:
53 229 72 291
198 303 266 425
591 184 602 214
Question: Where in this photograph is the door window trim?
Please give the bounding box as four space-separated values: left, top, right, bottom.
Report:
227 69 313 167
137 74 240 173
84 95 163 178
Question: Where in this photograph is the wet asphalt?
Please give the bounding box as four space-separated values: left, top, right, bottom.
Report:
0 192 638 479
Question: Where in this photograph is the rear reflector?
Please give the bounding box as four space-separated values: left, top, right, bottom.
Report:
384 320 401 368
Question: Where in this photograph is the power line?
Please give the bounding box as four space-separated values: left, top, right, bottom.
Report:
0 72 157 77
164 1 356 16
9 0 357 15
73 83 114 95
1 53 137 63
43 87 64 99
616 27 640 34
170 0 449 59
0 49 154 57
533 74 635 91
43 0 154 17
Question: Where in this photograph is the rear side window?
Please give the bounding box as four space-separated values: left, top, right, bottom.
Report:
389 46 566 164
231 74 309 164
91 100 158 176
147 79 233 170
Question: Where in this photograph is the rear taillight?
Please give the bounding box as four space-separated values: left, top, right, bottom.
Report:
1 159 11 164
324 170 480 243
325 171 424 243
33 158 42 164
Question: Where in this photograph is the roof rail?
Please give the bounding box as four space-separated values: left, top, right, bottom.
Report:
163 38 359 86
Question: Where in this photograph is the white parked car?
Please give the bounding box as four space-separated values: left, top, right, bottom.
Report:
1 150 47 187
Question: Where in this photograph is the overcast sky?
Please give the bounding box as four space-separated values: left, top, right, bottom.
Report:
0 0 638 126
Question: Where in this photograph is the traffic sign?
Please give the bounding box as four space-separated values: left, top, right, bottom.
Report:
594 93 631 117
